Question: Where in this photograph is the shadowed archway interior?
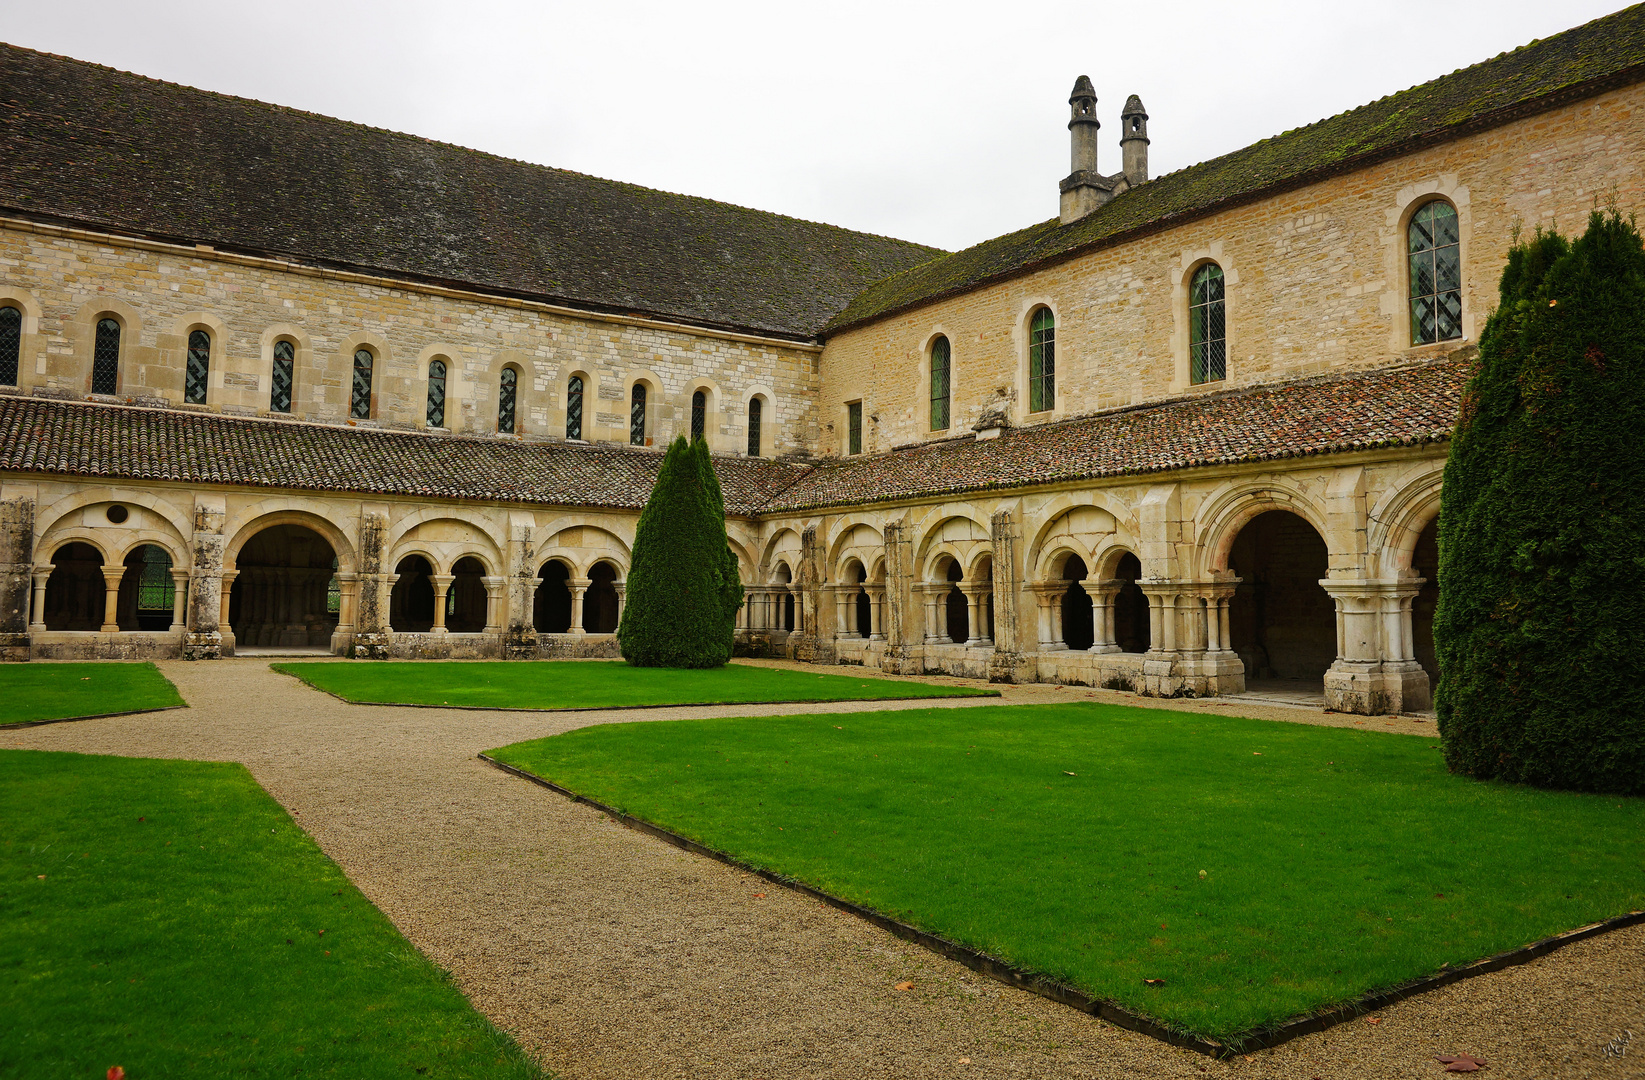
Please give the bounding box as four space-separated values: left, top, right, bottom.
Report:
229 524 340 646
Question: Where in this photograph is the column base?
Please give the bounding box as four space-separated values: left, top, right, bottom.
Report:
1324 660 1431 715
350 632 391 660
879 645 924 676
183 631 222 661
1137 652 1245 698
988 650 1033 684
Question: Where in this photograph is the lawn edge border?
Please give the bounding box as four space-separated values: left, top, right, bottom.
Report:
0 703 187 730
478 751 1645 1059
271 664 997 712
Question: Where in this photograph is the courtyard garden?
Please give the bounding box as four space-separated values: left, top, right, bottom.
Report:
0 747 547 1078
0 662 184 727
488 701 1645 1044
274 658 993 710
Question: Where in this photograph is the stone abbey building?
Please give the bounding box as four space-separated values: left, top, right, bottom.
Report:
2 6 1643 713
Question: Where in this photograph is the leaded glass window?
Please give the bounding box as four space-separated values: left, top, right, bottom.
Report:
1189 264 1226 384
1028 308 1055 412
847 401 862 455
930 336 951 430
92 317 121 395
350 348 373 419
691 389 706 442
270 340 294 413
498 366 518 434
746 397 762 457
1409 200 1462 345
185 329 210 405
135 545 174 615
565 376 584 439
427 359 447 427
630 383 647 445
0 306 20 385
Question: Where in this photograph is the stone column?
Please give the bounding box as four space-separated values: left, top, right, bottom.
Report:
99 565 125 633
351 512 390 659
332 571 357 653
169 569 189 632
568 577 591 635
1321 579 1430 715
1086 580 1123 653
867 586 885 641
29 566 50 633
218 569 239 654
483 576 505 635
835 585 856 639
429 574 453 634
614 582 627 624
0 496 34 659
961 584 990 646
185 500 225 659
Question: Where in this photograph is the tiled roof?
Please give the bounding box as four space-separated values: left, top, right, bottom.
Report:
762 359 1469 513
0 44 942 341
825 5 1645 334
0 397 808 516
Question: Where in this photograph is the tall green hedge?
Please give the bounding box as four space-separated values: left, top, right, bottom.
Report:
1435 210 1645 794
617 437 745 668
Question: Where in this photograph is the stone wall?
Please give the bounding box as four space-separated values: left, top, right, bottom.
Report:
0 221 820 458
814 82 1645 456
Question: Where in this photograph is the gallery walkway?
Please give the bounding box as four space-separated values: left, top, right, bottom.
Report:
2 660 1637 1080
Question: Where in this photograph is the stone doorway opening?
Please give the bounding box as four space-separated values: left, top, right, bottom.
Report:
1227 510 1335 692
389 555 436 633
229 525 339 648
44 541 105 631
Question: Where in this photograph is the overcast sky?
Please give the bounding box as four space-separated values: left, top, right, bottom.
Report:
4 1 1626 251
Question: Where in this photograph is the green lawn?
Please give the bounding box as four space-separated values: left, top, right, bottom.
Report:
0 749 546 1079
274 659 995 710
0 662 184 726
488 703 1645 1044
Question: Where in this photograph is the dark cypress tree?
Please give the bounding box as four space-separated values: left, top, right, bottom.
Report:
617 436 744 668
1435 210 1645 794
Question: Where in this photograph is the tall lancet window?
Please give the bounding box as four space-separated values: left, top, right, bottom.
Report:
426 359 447 427
1409 200 1461 345
630 383 647 445
565 375 584 439
185 330 210 405
92 318 121 395
0 306 21 386
498 366 518 434
746 397 762 457
1028 308 1055 412
270 340 294 413
1189 264 1226 384
929 335 951 431
351 348 373 419
691 389 706 442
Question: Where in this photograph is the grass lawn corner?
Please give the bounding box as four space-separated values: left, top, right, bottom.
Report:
273 659 995 710
0 748 546 1079
486 702 1645 1044
0 662 184 727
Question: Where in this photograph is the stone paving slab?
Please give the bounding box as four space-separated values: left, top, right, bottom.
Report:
2 658 1639 1080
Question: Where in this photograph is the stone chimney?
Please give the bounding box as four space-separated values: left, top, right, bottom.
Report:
1059 76 1111 225
1120 95 1149 186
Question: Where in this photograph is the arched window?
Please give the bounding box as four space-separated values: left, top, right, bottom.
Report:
930 335 951 431
350 348 373 419
1189 264 1226 384
92 317 121 395
746 397 762 457
498 366 518 434
270 340 294 413
185 329 210 405
630 384 647 446
565 376 584 440
1409 200 1461 345
691 389 706 442
426 359 447 427
1028 308 1055 412
0 306 21 385
847 400 863 455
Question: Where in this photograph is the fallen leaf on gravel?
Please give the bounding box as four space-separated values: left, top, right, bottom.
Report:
753 893 766 899
1144 979 1166 986
958 1058 971 1065
895 981 914 991
1437 1054 1487 1072
1365 1016 1381 1024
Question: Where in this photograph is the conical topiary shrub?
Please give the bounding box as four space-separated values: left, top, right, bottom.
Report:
617 436 745 668
1435 210 1645 794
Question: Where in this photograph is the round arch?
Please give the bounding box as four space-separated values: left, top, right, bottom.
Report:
35 488 194 549
1368 466 1445 577
223 506 357 573
1024 492 1136 577
1196 483 1330 578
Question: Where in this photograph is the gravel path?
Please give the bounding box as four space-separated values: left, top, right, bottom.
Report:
3 659 1640 1080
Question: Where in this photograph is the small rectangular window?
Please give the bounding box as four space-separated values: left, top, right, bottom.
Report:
847 401 862 456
